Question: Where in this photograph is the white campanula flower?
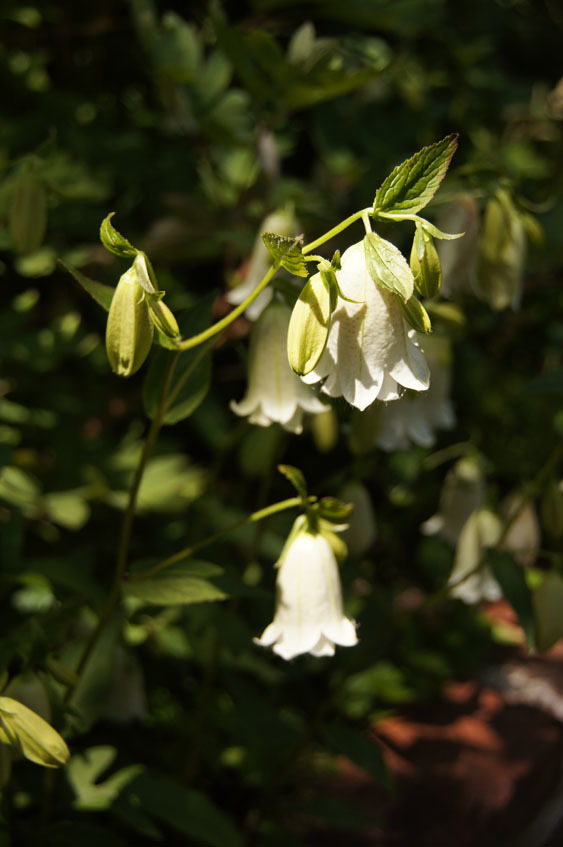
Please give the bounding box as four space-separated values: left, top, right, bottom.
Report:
230 301 325 433
375 336 455 452
255 521 358 660
421 456 486 546
448 508 503 604
436 195 480 300
226 207 299 320
301 242 429 411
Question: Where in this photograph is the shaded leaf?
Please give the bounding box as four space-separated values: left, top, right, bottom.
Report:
125 561 228 606
487 549 535 648
322 723 391 789
533 571 563 652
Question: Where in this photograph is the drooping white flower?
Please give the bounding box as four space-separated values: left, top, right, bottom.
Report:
375 335 456 452
255 521 358 660
301 242 429 411
448 508 503 604
226 207 299 320
421 456 486 546
436 195 480 300
230 301 326 433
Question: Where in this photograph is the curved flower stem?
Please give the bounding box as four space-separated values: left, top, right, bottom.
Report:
302 208 372 255
63 352 181 705
129 495 311 583
174 208 372 353
431 438 563 603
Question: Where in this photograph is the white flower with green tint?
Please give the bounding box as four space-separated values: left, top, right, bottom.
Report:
230 301 325 433
301 241 429 410
255 522 357 660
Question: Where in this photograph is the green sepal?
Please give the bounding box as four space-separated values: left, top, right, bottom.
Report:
364 232 414 301
262 233 308 278
277 464 307 499
60 261 114 312
317 496 354 524
100 212 138 258
410 225 442 298
397 293 432 333
373 133 458 217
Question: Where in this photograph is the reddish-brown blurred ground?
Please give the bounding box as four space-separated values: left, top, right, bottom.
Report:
307 601 563 847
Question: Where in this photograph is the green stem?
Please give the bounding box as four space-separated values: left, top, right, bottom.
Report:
129 495 308 582
64 353 180 704
301 208 371 255
175 208 371 352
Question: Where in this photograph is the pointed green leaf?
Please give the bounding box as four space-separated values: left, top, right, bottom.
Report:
364 233 414 301
373 134 458 217
278 464 307 498
125 562 227 606
487 549 535 648
397 293 432 333
322 723 391 789
100 213 138 259
59 261 114 312
262 233 308 277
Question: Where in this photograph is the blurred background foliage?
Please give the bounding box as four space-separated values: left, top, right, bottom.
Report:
1 0 563 843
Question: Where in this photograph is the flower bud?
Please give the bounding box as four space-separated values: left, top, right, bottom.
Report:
410 227 442 299
106 266 154 377
287 271 335 376
541 480 563 538
9 170 47 255
476 189 526 310
0 696 69 768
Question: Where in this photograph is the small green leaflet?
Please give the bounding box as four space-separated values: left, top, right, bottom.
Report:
364 232 414 301
373 134 458 218
278 464 308 499
60 261 114 311
262 233 308 277
100 212 138 258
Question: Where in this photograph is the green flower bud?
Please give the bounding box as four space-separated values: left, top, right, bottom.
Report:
541 480 563 538
410 226 442 298
106 266 154 377
147 297 181 340
287 271 336 376
0 696 69 768
476 189 526 311
9 170 47 255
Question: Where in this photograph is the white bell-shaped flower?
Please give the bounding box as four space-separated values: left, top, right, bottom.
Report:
255 522 358 660
421 456 486 546
226 207 299 320
301 242 429 410
448 508 503 604
376 336 455 452
231 301 325 433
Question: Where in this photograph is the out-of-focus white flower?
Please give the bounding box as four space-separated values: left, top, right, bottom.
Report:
255 519 358 660
421 456 486 546
448 508 503 604
302 242 429 411
436 195 480 299
226 207 299 320
375 335 455 452
476 189 526 311
231 301 325 433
